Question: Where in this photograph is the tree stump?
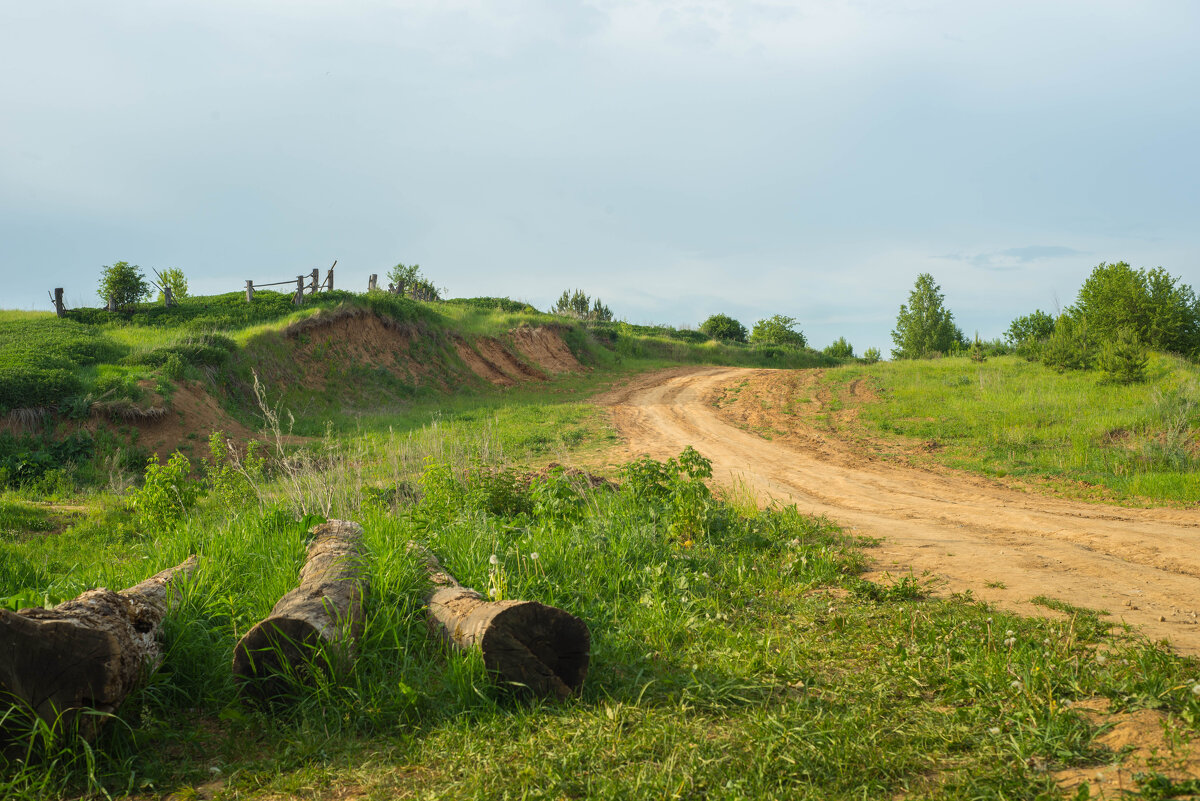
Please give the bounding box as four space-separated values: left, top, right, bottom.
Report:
412 545 589 700
232 520 367 700
0 555 198 741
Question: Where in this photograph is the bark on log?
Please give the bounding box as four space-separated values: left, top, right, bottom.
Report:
232 520 366 700
0 555 198 741
412 545 589 700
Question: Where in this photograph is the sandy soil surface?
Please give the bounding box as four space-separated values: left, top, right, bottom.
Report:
600 366 1200 655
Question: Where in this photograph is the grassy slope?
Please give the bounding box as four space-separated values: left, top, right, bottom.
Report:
819 354 1200 505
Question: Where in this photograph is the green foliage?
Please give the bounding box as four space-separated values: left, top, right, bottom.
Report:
154 268 189 303
749 315 807 347
891 273 965 359
0 318 125 411
621 446 715 542
823 337 854 358
123 333 237 368
204 432 264 511
0 432 94 490
127 452 199 531
1097 327 1150 385
699 313 748 343
386 263 441 301
444 297 539 314
1005 309 1056 351
551 289 613 322
862 346 881 364
1070 262 1200 357
1041 315 1095 372
97 261 150 309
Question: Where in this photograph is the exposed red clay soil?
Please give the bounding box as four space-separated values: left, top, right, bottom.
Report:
285 308 428 390
510 324 582 374
456 326 582 386
455 338 516 386
600 366 1200 655
121 381 259 464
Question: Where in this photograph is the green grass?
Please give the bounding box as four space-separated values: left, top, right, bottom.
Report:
2 440 1198 799
824 354 1200 504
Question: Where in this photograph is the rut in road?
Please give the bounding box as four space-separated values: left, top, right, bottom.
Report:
601 366 1200 655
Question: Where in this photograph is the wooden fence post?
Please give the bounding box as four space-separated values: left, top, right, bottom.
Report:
368 274 377 292
52 288 65 317
326 260 336 292
163 285 174 308
246 280 255 302
294 276 305 306
309 269 319 295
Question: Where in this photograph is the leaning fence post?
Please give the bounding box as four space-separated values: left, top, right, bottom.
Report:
245 280 254 302
294 276 305 306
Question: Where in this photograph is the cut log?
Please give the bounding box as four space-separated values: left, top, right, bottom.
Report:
412 545 589 700
0 555 198 741
232 520 366 700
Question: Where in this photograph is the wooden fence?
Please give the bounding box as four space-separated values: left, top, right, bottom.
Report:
246 261 337 305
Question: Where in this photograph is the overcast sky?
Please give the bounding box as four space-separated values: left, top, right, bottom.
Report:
2 1 1197 353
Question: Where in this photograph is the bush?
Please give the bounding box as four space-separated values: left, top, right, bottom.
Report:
1070 262 1200 357
154 268 189 303
891 273 965 358
823 337 854 358
1005 310 1056 349
750 315 807 347
1041 315 1094 372
128 452 199 532
862 347 881 364
98 261 150 309
1097 328 1149 385
551 289 613 322
700 313 748 343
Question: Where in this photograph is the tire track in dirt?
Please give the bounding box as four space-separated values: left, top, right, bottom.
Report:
600 366 1200 654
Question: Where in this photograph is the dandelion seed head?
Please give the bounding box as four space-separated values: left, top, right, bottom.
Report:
988 726 1001 735
1096 654 1107 665
1005 630 1015 637
530 552 539 560
1010 680 1023 690
1003 637 1016 648
1191 683 1200 697
488 587 499 598
489 554 499 565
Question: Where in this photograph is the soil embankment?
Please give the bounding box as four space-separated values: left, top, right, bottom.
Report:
601 366 1200 654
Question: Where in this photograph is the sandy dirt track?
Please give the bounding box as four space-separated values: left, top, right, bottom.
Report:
601 366 1200 654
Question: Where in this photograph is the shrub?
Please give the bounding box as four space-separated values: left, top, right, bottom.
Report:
891 273 965 359
1041 315 1094 372
1097 327 1149 385
862 347 881 364
750 315 807 347
98 261 150 309
127 452 200 531
551 289 613 322
1005 310 1056 349
700 313 748 343
387 263 441 301
154 268 189 303
823 337 854 358
1070 262 1200 357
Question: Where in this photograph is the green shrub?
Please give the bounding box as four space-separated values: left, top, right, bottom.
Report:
1070 262 1200 357
1005 310 1056 351
1041 316 1094 372
98 261 150 309
750 315 806 347
154 267 189 303
1097 328 1149 385
823 337 854 358
128 452 200 531
700 313 748 343
862 346 881 364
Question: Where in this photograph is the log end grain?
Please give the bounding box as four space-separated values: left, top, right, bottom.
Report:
480 602 590 700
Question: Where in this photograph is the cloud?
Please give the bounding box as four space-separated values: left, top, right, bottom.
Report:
944 245 1088 271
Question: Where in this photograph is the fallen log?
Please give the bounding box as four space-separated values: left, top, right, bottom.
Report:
0 555 198 741
412 545 589 699
232 520 366 700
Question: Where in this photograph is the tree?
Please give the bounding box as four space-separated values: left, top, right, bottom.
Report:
1005 310 1056 347
749 315 806 347
1070 262 1200 357
153 268 189 304
1097 327 1149 385
551 289 612 322
700 313 748 343
387 263 441 301
1040 315 1094 372
822 337 854 358
98 261 150 309
862 347 881 364
890 273 965 359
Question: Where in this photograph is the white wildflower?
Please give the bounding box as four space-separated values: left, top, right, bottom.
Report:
488 587 499 598
529 552 539 561
988 726 1001 735
1005 630 1015 637
489 554 499 565
1003 637 1016 648
1010 680 1023 690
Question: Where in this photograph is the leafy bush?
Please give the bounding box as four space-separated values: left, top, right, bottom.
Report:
98 261 150 309
1005 309 1056 351
153 268 189 303
127 452 200 532
891 273 965 359
700 313 748 343
0 431 94 489
823 337 854 358
862 346 881 364
749 315 807 347
387 263 441 301
620 446 715 542
1070 262 1200 357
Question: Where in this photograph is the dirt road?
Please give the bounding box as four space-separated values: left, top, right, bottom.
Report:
601 366 1200 654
